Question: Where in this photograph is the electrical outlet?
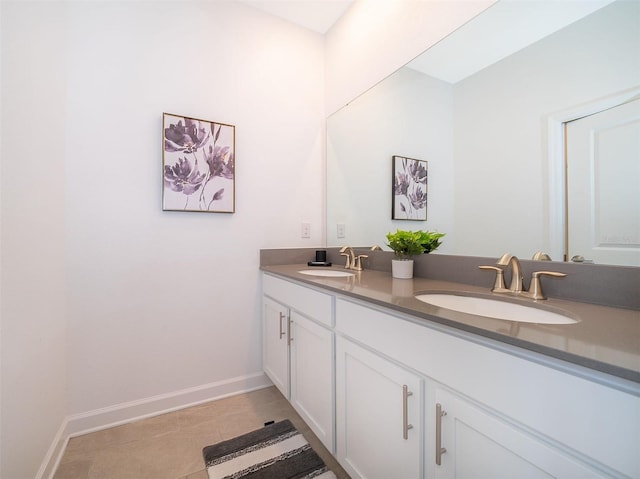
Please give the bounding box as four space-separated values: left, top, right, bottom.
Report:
337 223 346 238
301 222 311 238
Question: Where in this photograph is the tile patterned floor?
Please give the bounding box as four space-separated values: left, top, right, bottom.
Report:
53 386 350 479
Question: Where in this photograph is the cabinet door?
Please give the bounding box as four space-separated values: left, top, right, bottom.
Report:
432 387 607 479
336 337 422 479
262 296 289 397
290 312 334 452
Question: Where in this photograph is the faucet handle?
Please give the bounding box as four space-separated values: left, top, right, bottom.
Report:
525 271 567 300
340 252 352 269
353 254 368 271
479 265 508 292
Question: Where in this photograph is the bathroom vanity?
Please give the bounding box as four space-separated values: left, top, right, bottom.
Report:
261 256 639 479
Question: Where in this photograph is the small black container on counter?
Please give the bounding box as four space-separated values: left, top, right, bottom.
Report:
308 250 331 267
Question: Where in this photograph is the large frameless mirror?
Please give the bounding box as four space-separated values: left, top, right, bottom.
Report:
326 0 639 266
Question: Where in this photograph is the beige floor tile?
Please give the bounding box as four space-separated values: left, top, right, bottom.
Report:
183 470 208 479
174 416 224 445
53 386 350 479
86 433 198 479
253 396 310 431
215 410 271 440
51 457 92 479
65 411 179 457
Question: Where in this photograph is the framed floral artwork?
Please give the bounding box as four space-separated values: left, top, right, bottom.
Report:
392 155 427 220
162 113 235 213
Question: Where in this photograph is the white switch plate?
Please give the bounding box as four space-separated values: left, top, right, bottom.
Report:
301 222 311 238
337 223 346 238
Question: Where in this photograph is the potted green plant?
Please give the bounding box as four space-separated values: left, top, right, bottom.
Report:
420 230 445 254
386 229 445 278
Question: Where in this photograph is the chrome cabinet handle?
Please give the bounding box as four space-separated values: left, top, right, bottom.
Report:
287 318 293 346
278 312 286 339
436 403 447 465
402 385 414 439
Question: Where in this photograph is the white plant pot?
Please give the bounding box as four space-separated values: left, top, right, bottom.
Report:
392 259 414 279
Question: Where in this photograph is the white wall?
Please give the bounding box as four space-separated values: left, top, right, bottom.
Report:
452 0 640 258
64 0 325 417
1 3 69 478
1 1 324 477
327 68 454 248
325 0 496 115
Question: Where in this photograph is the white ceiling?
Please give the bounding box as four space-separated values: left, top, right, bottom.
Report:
407 0 615 84
235 0 614 82
237 0 354 34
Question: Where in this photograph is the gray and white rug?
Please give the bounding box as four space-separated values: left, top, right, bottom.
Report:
203 419 337 479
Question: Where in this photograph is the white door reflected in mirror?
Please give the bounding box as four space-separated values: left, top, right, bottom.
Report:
566 98 640 266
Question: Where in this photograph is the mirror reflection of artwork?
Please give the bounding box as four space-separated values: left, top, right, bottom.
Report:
392 155 427 220
162 112 235 213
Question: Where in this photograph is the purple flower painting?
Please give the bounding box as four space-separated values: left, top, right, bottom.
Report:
162 113 235 213
392 156 427 220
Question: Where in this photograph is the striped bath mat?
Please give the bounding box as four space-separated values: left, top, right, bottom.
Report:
203 419 337 479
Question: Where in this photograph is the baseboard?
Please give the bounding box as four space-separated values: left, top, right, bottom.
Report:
35 418 69 479
40 372 272 478
67 372 272 437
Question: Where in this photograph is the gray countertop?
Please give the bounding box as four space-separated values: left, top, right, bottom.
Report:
261 264 640 385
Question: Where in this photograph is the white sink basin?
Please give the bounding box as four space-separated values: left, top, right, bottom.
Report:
414 293 577 324
298 269 355 278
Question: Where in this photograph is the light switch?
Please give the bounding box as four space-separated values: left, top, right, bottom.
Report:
301 222 311 238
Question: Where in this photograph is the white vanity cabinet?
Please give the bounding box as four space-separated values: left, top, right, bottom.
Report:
335 336 423 479
335 297 638 479
262 274 334 451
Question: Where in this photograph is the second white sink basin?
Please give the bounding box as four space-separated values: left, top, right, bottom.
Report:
298 269 355 278
415 293 577 324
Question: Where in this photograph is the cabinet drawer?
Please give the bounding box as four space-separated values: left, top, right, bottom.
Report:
263 274 332 327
